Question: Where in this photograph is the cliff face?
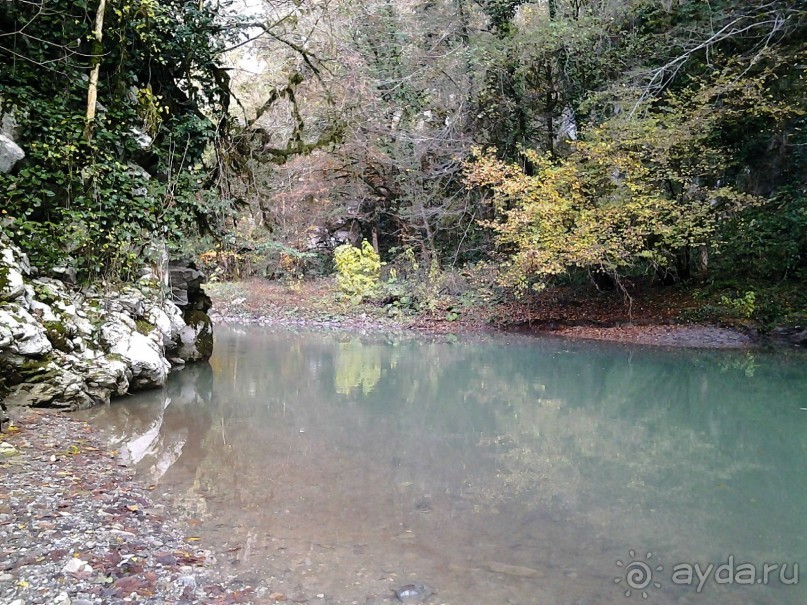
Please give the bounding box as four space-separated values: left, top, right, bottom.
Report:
0 237 213 416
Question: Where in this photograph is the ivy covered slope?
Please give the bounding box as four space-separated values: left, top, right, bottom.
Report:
0 0 237 281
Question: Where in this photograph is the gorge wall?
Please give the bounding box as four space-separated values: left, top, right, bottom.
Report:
0 236 213 423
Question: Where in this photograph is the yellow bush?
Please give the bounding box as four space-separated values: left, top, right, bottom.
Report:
333 240 381 300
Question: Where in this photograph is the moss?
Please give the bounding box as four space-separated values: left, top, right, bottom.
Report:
43 320 71 352
135 318 156 335
32 282 60 306
3 354 59 383
0 266 9 292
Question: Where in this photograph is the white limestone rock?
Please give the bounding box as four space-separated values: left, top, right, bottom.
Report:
99 313 136 354
0 132 24 173
127 331 170 388
0 247 26 302
0 305 52 356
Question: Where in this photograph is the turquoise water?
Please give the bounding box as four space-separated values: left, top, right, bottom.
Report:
82 327 807 604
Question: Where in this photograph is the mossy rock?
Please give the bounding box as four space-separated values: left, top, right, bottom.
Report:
32 282 61 305
135 318 157 335
183 310 213 360
43 320 71 352
0 266 9 293
0 353 58 385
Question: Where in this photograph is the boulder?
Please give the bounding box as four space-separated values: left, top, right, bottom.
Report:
166 261 213 361
5 366 91 409
0 305 52 356
83 355 131 404
0 235 214 410
177 310 214 362
168 260 211 311
99 312 169 389
99 312 136 354
146 300 186 348
126 331 170 389
0 133 24 173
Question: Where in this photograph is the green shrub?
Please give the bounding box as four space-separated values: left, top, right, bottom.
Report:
718 290 757 320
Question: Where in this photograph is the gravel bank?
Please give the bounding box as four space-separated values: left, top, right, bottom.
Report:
548 324 755 348
0 409 267 605
205 280 763 348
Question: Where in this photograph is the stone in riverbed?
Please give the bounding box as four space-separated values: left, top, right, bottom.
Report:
0 442 18 457
393 583 434 604
486 561 541 577
62 557 92 575
52 592 71 605
0 305 52 356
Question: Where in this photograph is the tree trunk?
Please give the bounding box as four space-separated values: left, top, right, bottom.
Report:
84 0 106 141
545 62 554 155
697 244 709 281
545 0 557 155
371 223 379 254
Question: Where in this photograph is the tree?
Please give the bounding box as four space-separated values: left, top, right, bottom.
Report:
0 0 239 280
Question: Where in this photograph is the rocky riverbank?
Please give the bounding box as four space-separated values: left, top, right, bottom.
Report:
0 236 213 424
0 408 270 605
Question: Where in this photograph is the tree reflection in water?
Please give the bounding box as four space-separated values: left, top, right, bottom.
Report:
80 328 807 605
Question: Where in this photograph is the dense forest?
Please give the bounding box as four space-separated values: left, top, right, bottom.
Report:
1 0 805 325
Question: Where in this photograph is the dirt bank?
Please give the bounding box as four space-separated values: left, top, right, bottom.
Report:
206 279 758 349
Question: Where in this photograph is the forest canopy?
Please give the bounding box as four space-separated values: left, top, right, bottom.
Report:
1 0 805 317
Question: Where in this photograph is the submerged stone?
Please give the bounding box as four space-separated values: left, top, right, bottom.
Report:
393 583 434 603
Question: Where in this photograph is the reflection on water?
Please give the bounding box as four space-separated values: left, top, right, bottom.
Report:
80 327 807 604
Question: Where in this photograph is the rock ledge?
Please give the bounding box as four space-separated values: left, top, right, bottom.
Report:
0 237 213 414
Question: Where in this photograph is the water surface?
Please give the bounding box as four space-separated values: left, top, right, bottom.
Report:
81 327 807 604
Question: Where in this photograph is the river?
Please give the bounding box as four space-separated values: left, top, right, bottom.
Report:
78 326 807 604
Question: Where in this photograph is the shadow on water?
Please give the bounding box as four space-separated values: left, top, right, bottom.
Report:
79 327 807 604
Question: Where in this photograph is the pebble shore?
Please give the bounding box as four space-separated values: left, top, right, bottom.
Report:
0 409 265 605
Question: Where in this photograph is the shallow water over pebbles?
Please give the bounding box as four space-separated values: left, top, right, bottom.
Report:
81 327 807 604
